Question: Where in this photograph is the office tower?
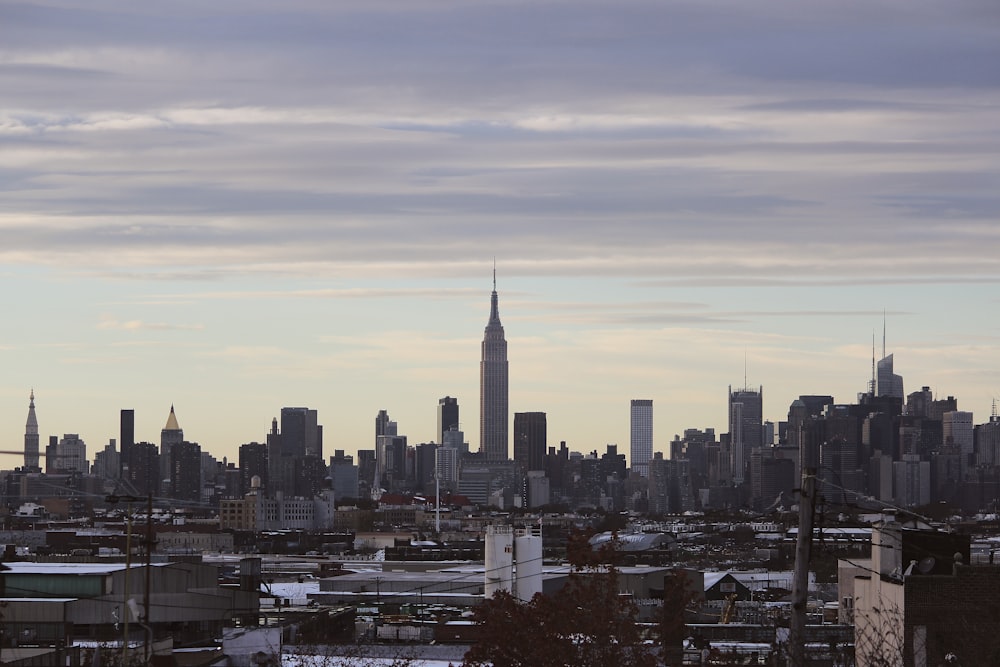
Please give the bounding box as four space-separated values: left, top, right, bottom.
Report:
442 427 468 455
45 435 58 474
648 453 695 514
976 412 1000 467
294 456 327 498
266 417 287 496
630 399 653 477
893 454 930 507
480 273 509 461
357 449 376 498
376 434 408 493
513 412 547 473
876 354 904 399
24 390 39 472
170 440 202 502
414 442 438 491
438 396 459 445
127 442 160 495
329 450 359 500
239 442 269 495
435 446 460 491
52 434 88 474
376 409 395 439
160 405 184 483
92 440 120 480
729 385 763 485
120 409 134 477
944 410 974 472
786 396 834 449
280 407 321 458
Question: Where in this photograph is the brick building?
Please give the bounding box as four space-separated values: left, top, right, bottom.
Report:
852 520 1000 666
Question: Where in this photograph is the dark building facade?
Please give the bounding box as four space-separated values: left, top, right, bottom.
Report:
239 442 268 495
170 440 202 502
119 409 134 478
438 397 459 445
513 412 547 473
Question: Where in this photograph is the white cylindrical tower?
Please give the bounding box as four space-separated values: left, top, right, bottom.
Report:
484 525 514 597
514 529 543 602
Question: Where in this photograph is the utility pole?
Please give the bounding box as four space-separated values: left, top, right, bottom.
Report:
143 491 154 662
107 493 156 663
789 458 816 666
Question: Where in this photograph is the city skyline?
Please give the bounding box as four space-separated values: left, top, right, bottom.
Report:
1 1 999 468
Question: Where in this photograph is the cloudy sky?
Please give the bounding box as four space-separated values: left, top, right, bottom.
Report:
2 0 999 468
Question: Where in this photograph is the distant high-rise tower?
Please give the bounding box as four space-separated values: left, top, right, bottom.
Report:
280 407 321 458
170 440 202 502
514 412 547 472
729 386 763 485
438 396 459 445
630 399 653 477
160 405 184 483
120 409 134 478
876 354 905 399
875 321 904 399
239 442 269 495
24 390 40 471
480 271 509 461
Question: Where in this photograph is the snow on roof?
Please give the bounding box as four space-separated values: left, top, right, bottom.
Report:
263 582 320 598
702 571 734 589
4 562 173 576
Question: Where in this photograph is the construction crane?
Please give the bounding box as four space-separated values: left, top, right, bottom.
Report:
720 593 738 624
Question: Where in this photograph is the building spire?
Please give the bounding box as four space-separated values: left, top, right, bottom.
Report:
488 267 501 326
870 331 876 394
164 404 181 431
24 389 40 471
882 309 886 359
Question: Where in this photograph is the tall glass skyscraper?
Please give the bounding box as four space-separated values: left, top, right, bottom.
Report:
480 274 509 461
729 385 763 485
630 399 653 477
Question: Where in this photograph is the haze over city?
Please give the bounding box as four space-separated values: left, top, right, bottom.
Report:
2 0 998 467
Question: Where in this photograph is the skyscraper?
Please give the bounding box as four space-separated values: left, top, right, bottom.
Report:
239 442 269 495
438 396 459 445
170 440 202 502
120 409 134 478
480 272 509 461
630 399 653 477
513 412 547 472
160 405 184 483
876 354 905 399
280 407 321 458
729 385 763 485
24 390 39 472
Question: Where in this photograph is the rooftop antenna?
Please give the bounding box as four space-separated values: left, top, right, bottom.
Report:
882 309 886 359
493 257 496 291
744 348 748 391
993 397 998 419
870 331 876 394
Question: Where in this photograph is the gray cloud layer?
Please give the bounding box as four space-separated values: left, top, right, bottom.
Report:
1 0 998 280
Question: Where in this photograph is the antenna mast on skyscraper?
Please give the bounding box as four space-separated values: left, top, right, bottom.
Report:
882 309 886 359
493 257 496 291
870 331 876 394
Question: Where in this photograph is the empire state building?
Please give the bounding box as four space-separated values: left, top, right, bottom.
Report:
480 274 509 461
